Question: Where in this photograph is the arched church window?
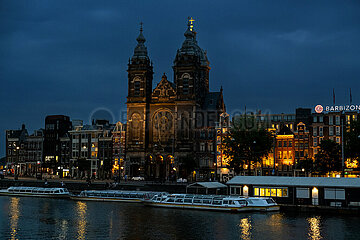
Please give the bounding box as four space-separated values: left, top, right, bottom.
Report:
180 112 190 139
181 73 190 95
134 81 141 96
153 110 173 144
130 113 141 141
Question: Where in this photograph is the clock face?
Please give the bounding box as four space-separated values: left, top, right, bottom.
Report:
153 111 173 143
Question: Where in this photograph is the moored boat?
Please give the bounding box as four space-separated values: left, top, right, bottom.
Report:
70 190 167 203
0 186 70 198
144 194 280 212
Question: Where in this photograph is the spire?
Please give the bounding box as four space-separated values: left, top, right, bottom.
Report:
136 22 145 43
132 22 149 61
184 17 196 40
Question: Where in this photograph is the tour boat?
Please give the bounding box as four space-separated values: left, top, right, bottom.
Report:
143 194 280 212
70 190 167 203
0 186 70 198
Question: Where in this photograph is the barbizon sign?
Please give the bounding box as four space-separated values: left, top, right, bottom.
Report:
315 104 360 113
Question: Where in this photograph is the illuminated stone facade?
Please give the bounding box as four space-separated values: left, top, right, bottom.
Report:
125 22 226 180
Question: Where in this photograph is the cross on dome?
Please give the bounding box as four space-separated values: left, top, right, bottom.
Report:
188 17 195 31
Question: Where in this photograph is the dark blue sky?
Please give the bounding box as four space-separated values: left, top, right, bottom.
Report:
1 0 360 157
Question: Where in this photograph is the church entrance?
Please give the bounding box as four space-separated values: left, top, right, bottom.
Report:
145 154 175 181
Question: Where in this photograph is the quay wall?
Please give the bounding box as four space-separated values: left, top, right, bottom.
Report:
280 204 360 215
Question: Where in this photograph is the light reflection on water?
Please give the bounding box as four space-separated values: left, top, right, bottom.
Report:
239 217 251 240
9 198 20 240
1 196 359 240
308 216 322 240
76 201 87 240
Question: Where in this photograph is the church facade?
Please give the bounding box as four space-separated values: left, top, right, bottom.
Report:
125 21 226 181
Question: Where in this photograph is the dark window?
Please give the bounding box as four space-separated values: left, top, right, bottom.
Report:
134 81 141 96
183 77 189 95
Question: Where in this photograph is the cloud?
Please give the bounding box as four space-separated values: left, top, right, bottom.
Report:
1 0 360 156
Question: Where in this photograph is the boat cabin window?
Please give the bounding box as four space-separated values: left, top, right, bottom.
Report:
193 199 201 203
166 198 175 202
266 199 275 204
238 200 247 205
175 199 184 203
184 199 192 203
202 200 211 204
212 200 222 205
157 198 162 201
223 200 229 205
25 190 32 193
55 190 60 193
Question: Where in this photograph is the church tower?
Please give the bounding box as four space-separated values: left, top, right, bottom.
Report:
173 18 210 104
126 24 153 175
127 23 153 103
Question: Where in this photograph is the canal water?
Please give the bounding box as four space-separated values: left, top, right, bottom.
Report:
0 196 359 240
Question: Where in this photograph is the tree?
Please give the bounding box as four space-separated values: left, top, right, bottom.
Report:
314 140 341 175
77 158 91 178
295 158 314 173
345 119 360 162
179 154 198 179
223 118 273 175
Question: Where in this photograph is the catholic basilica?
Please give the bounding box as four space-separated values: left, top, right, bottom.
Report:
125 20 226 180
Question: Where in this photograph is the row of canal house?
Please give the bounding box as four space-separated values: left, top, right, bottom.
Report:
227 176 360 207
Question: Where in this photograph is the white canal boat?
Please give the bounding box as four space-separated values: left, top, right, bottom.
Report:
0 186 70 198
144 194 280 212
71 190 167 203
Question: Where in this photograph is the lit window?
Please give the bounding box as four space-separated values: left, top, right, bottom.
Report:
265 188 271 197
336 116 340 125
271 189 276 196
260 188 265 196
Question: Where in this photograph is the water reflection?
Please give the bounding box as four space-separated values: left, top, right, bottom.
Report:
308 216 322 240
9 198 20 240
76 201 87 240
58 219 69 240
239 217 252 240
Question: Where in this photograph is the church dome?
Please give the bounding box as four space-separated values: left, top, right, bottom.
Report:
174 22 209 67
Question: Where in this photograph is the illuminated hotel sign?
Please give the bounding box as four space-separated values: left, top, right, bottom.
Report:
314 104 360 113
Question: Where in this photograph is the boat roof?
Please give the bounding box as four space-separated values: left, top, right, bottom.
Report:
187 182 227 189
166 194 246 200
81 190 166 194
227 176 360 188
8 186 67 191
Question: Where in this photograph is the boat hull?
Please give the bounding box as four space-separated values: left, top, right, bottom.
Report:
0 192 69 199
144 202 280 212
70 196 142 203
